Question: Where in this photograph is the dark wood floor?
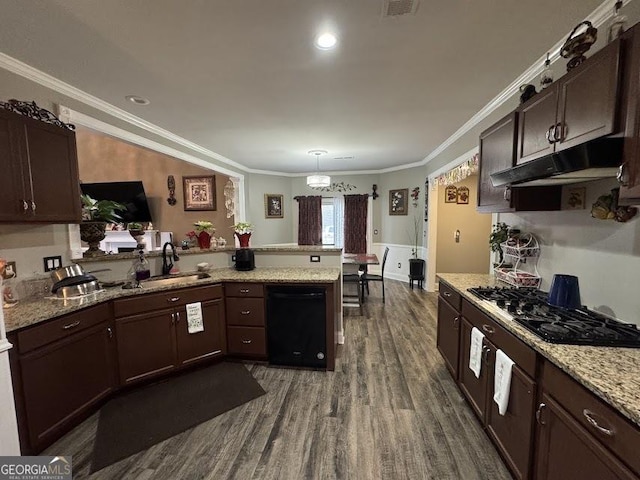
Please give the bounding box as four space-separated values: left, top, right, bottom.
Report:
44 280 512 479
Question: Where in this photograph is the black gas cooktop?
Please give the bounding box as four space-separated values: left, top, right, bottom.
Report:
468 286 640 348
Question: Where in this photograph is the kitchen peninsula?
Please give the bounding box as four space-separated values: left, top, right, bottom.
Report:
5 262 341 454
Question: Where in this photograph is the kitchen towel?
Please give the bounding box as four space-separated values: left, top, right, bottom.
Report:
493 349 515 416
186 302 204 334
468 327 485 378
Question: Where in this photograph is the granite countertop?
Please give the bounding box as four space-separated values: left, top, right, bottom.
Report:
4 267 341 334
437 273 640 428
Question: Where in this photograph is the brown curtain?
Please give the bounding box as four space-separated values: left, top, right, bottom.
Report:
344 194 368 253
295 196 322 245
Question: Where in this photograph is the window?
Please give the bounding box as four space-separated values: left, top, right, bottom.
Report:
322 201 335 245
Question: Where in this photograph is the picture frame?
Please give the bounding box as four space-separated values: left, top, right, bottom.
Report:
445 185 457 203
183 175 216 211
389 188 408 215
567 187 586 210
264 193 284 218
457 186 470 205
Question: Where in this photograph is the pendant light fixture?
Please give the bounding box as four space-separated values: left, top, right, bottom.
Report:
306 150 330 188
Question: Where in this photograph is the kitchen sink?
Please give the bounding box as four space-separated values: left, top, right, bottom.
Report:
135 272 211 288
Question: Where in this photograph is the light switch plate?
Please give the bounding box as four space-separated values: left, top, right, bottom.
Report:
43 255 62 272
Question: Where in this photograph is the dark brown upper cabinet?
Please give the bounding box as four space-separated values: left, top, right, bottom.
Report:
478 112 561 213
0 107 81 223
516 39 621 165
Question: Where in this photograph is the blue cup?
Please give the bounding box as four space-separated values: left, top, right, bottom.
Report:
548 274 581 309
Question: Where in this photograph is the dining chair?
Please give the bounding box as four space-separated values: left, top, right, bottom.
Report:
363 246 389 304
342 265 364 315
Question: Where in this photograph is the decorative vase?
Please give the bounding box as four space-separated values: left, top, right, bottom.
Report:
80 222 107 257
235 232 251 248
197 231 212 249
128 229 145 247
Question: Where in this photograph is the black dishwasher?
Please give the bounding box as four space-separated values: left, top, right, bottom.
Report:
266 286 326 368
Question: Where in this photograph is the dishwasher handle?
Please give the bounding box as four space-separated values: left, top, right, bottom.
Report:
269 292 325 300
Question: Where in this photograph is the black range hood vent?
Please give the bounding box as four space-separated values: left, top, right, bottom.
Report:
490 137 623 187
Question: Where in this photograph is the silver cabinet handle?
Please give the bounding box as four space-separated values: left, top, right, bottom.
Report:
62 321 80 330
554 122 564 143
583 409 615 436
241 339 252 344
31 201 36 212
239 289 250 293
443 291 451 297
176 311 180 323
22 200 29 212
482 324 495 334
536 403 547 425
503 186 511 201
168 296 180 303
545 125 555 144
171 313 175 324
241 310 251 315
107 327 113 339
482 344 491 364
617 163 629 187
453 315 460 328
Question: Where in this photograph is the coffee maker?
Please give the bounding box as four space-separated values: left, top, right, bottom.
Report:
234 248 255 271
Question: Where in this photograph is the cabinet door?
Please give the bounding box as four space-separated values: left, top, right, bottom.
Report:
21 117 81 222
458 317 488 422
116 309 176 384
19 322 115 450
0 110 28 221
556 40 620 152
175 298 226 366
436 296 460 379
535 394 636 480
486 361 536 480
516 84 558 164
478 112 516 212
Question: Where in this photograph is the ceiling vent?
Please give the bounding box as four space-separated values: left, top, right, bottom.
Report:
383 0 419 17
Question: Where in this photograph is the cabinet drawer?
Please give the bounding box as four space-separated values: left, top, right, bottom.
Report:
438 280 461 310
113 284 222 317
542 361 640 475
461 299 536 377
225 297 265 326
225 283 264 298
227 326 266 357
17 303 111 354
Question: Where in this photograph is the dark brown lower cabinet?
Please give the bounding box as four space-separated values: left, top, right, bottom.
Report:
17 321 116 452
459 317 488 421
436 296 460 379
176 298 226 366
535 394 637 480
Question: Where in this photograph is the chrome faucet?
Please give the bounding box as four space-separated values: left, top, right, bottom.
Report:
162 242 180 275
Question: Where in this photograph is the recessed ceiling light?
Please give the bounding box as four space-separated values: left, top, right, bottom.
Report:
314 32 338 50
125 95 150 106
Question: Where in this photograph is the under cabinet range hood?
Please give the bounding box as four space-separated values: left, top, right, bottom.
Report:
490 137 623 187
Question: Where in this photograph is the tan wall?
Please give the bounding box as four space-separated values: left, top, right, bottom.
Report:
76 128 234 244
435 175 491 274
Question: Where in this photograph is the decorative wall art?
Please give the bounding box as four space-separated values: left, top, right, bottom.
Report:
389 188 408 215
167 175 177 206
424 178 429 222
310 182 356 193
183 175 216 211
411 187 420 207
457 186 470 205
567 187 586 210
445 185 458 203
264 194 284 218
223 179 236 218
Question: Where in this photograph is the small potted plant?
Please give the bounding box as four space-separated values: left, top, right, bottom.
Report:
489 222 510 267
80 194 126 257
408 216 425 287
190 221 215 249
127 222 145 245
231 222 254 248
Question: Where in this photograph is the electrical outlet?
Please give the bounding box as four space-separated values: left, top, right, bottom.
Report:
310 255 320 263
2 261 17 279
397 262 401 269
43 255 63 272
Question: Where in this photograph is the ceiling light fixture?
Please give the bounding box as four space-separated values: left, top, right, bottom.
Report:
314 32 338 50
125 95 150 106
306 150 331 188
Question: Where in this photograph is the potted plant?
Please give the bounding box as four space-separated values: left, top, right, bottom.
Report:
489 222 510 267
408 216 425 287
231 222 254 248
188 221 215 249
80 194 126 257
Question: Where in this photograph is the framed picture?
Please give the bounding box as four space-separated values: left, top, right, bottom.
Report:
183 175 216 211
445 185 457 203
457 186 470 205
264 193 284 218
567 187 586 210
389 188 408 215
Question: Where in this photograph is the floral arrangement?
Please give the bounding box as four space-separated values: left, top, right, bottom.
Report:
194 221 215 233
231 222 253 234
